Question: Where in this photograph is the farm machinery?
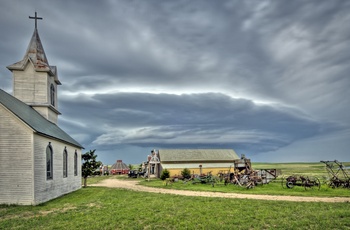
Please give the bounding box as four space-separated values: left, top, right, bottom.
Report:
217 155 280 189
190 171 217 187
281 175 321 190
320 160 350 188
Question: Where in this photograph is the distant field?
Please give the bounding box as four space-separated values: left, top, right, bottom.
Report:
252 161 350 179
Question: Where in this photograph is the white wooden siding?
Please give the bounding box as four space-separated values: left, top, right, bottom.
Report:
13 64 48 104
0 104 82 205
12 62 59 124
0 105 34 205
33 135 81 205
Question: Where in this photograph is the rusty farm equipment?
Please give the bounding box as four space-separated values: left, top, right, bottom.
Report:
217 155 280 189
320 160 350 188
281 175 321 190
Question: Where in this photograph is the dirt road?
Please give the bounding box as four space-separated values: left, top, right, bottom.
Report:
90 179 350 203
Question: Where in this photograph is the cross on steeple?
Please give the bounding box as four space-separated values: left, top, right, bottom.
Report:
29 12 43 29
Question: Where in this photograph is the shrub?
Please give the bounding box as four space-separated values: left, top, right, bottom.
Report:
160 169 170 180
181 168 191 179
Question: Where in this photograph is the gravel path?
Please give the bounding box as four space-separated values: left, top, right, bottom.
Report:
90 179 350 203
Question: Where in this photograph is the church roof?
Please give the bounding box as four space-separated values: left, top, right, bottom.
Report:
0 89 83 148
7 28 61 84
159 149 239 163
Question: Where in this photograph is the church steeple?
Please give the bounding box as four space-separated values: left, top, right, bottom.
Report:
7 12 61 124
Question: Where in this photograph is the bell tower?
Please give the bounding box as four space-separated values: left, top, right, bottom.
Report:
7 12 61 124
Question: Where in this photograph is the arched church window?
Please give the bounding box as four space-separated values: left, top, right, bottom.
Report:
63 148 68 178
46 143 53 180
50 84 55 106
74 150 78 176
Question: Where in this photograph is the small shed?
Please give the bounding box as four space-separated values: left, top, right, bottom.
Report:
110 160 129 175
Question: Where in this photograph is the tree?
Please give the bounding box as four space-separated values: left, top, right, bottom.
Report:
160 168 170 180
181 168 191 179
128 164 134 170
82 149 101 188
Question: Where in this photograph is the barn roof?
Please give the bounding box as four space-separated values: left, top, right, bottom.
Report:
0 89 83 148
158 149 239 163
110 160 129 170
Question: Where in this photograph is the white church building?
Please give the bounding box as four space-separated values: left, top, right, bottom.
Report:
0 13 83 205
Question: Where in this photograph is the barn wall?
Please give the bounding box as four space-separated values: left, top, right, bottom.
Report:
33 135 82 205
0 105 34 205
166 167 233 177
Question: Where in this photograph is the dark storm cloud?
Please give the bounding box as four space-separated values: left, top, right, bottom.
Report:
1 0 349 163
58 92 340 156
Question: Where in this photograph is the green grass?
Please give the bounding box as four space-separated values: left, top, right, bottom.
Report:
2 162 350 229
1 187 350 229
139 178 350 197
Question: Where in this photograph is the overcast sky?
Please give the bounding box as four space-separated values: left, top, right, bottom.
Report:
1 0 349 164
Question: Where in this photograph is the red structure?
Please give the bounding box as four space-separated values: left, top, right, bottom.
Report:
110 160 130 175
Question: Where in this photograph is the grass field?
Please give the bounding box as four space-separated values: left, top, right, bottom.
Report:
1 162 350 229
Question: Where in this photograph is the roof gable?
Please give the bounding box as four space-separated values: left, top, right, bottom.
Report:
0 89 82 148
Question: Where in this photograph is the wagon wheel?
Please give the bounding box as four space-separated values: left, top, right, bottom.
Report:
303 177 321 190
286 181 294 189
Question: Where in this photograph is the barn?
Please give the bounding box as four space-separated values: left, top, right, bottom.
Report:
110 160 130 175
0 13 83 205
145 149 240 178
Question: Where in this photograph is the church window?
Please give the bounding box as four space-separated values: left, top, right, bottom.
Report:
50 84 55 106
63 148 68 178
46 143 53 180
74 151 78 176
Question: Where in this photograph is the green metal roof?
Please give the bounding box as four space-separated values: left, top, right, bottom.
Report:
0 89 83 148
159 149 239 162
